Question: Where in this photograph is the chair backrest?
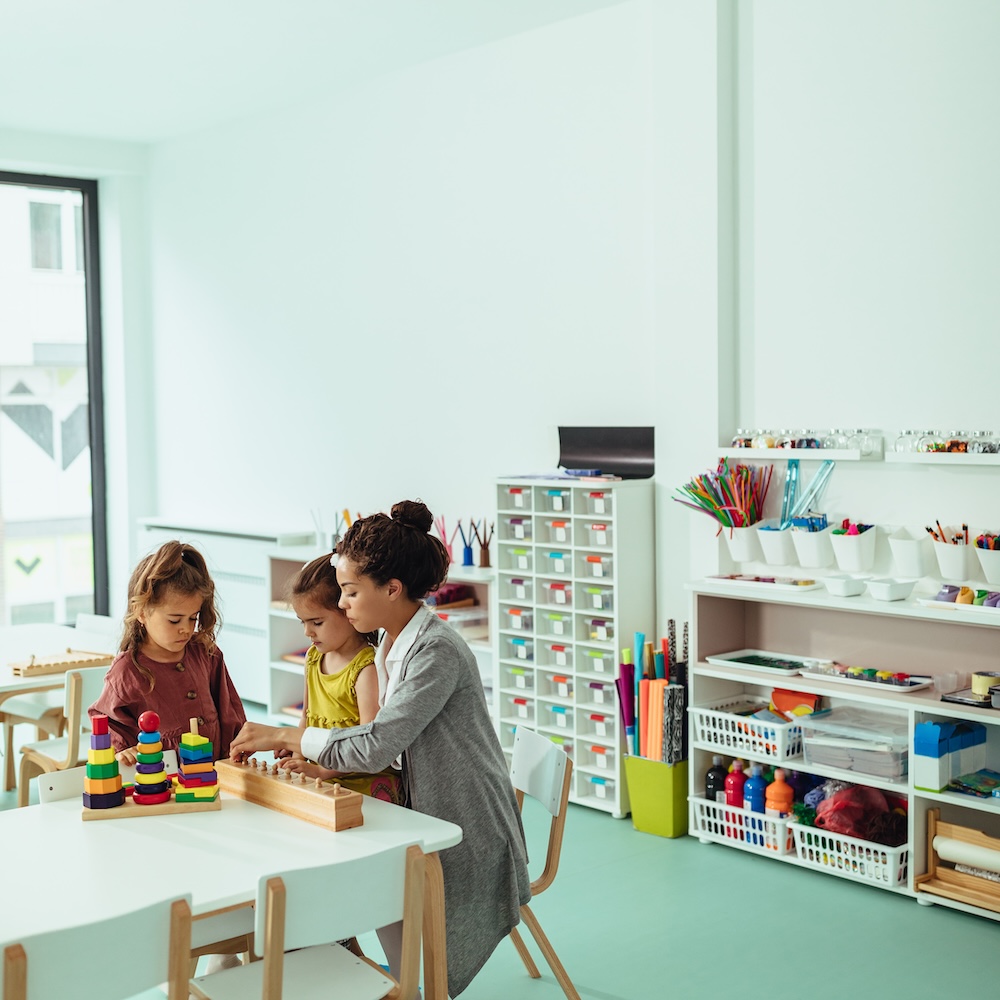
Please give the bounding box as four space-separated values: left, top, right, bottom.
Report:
509 726 573 896
73 612 120 654
61 666 112 767
510 726 571 816
37 765 86 803
1 894 191 1000
255 843 425 1000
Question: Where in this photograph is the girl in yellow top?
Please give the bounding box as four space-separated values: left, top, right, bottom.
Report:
283 553 402 803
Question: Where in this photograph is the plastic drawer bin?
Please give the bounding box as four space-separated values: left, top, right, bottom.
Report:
585 744 615 770
689 696 804 761
503 576 531 602
545 520 571 544
580 649 615 674
540 551 572 576
543 612 573 637
504 607 533 631
585 490 613 515
508 696 532 720
542 488 571 512
503 486 530 510
690 796 794 855
545 643 571 668
583 586 614 611
587 618 614 643
546 704 573 730
586 681 615 705
588 712 616 738
800 706 909 779
505 666 532 690
586 775 615 800
505 547 532 571
792 826 909 887
505 637 534 662
505 517 531 541
436 608 487 641
541 674 573 699
541 582 572 606
586 523 612 547
583 554 613 578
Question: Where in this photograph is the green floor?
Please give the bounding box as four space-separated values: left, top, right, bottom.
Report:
4 715 996 1000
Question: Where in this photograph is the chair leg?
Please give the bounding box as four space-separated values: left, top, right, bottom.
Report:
509 925 541 978
3 721 15 792
17 756 44 808
520 904 581 1000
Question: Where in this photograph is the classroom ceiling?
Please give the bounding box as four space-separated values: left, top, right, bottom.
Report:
0 0 626 144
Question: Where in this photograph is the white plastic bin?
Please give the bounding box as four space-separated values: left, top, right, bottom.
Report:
792 826 909 887
689 696 803 761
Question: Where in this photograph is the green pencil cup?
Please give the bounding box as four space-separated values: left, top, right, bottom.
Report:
624 756 688 839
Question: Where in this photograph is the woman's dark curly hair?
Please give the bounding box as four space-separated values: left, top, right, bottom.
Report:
336 500 450 600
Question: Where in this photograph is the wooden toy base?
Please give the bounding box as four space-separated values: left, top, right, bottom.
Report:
82 795 222 821
216 758 364 831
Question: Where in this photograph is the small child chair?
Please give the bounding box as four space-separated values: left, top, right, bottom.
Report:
2 893 191 1000
508 725 581 1000
189 842 426 1000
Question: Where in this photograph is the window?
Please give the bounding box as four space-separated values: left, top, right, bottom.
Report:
0 172 107 625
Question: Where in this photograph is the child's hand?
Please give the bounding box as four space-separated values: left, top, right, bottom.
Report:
278 758 335 782
275 748 301 760
116 746 139 767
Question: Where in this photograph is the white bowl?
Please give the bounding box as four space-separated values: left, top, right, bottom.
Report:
822 574 868 597
866 577 917 602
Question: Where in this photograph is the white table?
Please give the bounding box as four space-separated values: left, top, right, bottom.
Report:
0 624 87 699
0 790 461 998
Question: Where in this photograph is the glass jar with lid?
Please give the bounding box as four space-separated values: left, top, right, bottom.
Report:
751 429 776 449
731 428 753 448
968 431 997 454
823 428 848 450
945 430 969 453
795 429 821 449
917 430 945 453
893 429 919 453
774 429 794 449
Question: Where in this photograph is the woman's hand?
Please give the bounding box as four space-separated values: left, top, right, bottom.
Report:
229 721 301 761
116 745 138 767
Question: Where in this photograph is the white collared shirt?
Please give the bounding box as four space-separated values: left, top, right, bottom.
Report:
300 603 431 766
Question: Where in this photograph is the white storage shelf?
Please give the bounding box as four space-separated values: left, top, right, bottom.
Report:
493 477 655 819
688 580 1000 922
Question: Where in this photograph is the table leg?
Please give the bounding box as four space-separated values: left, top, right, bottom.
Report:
422 851 448 1000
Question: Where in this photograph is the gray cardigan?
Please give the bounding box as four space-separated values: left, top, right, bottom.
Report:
317 612 531 996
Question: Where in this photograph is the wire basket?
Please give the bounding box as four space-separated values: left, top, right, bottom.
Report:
792 825 909 887
690 696 803 761
689 796 794 855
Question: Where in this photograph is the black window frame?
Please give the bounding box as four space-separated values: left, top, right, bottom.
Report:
0 169 108 617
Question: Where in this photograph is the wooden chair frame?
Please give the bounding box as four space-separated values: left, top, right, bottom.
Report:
508 730 581 1000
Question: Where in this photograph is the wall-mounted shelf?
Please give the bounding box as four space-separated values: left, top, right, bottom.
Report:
716 447 880 462
884 452 1000 466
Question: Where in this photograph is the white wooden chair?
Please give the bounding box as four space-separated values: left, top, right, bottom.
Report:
508 726 580 1000
1 613 117 792
35 751 181 804
189 842 426 1000
17 665 110 807
1 893 191 1000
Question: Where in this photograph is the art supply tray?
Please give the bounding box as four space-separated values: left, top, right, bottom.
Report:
689 695 804 761
797 667 932 693
704 648 815 674
706 575 822 592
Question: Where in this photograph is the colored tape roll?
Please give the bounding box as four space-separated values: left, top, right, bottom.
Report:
970 671 1000 697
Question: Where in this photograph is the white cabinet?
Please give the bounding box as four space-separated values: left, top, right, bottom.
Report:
493 477 655 818
687 579 1000 921
136 519 313 706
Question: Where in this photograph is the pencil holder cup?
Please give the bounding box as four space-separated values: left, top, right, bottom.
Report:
722 525 762 563
790 525 835 568
757 520 796 566
932 541 973 582
888 528 932 578
974 547 1000 585
830 526 877 573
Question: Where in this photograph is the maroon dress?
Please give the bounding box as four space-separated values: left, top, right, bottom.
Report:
89 642 246 759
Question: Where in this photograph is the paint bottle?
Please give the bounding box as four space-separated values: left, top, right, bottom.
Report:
786 769 812 802
724 759 747 807
705 755 728 803
765 768 794 818
742 764 767 813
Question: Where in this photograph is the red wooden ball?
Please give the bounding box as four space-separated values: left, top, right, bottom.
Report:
138 710 160 733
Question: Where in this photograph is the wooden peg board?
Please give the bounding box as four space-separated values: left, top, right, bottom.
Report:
215 759 364 832
11 649 113 678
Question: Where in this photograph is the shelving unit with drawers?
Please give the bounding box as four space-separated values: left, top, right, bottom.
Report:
493 477 654 817
687 579 1000 922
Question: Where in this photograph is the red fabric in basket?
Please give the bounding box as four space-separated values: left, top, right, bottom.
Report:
814 786 888 839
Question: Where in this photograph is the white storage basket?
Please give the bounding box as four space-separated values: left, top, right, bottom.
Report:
690 796 794 855
690 696 804 761
792 825 908 887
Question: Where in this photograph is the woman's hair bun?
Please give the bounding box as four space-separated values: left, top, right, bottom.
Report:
390 500 432 533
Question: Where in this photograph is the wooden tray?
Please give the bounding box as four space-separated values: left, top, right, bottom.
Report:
11 649 113 677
